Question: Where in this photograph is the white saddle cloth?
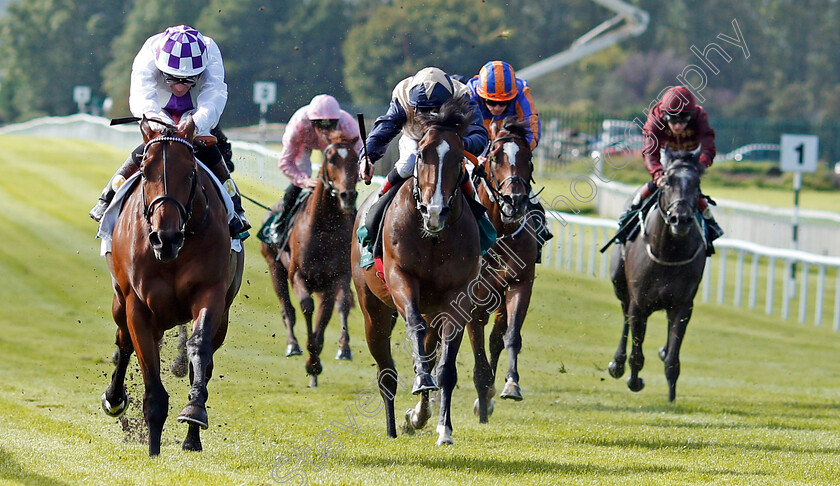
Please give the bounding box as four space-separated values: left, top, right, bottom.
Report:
97 160 243 256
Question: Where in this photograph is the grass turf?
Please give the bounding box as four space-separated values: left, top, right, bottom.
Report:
1 135 840 485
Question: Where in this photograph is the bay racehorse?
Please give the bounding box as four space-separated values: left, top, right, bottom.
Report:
608 147 707 402
351 96 481 445
261 131 359 387
101 116 244 455
467 118 538 423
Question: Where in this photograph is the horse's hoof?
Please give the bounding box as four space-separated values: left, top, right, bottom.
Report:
309 375 318 388
177 403 209 429
500 379 523 401
435 425 453 445
658 346 667 362
101 391 129 418
170 357 188 378
182 438 202 452
335 348 353 361
627 377 645 392
473 398 495 418
412 373 438 395
608 360 625 379
286 343 302 357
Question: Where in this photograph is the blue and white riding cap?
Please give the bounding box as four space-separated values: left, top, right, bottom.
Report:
408 67 455 108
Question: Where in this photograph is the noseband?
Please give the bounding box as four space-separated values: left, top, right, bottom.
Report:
482 134 532 217
141 136 198 233
320 141 356 197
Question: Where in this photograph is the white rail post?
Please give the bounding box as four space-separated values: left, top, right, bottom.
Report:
717 248 728 305
815 265 826 326
588 227 598 276
600 228 610 280
576 224 585 273
749 253 759 309
702 257 711 302
735 249 745 307
782 260 792 320
766 257 776 316
834 270 840 331
798 262 809 324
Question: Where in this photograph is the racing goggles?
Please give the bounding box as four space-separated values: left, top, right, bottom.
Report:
311 119 338 130
663 111 692 124
163 74 198 86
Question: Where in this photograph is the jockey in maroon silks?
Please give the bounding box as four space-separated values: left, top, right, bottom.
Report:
617 86 723 253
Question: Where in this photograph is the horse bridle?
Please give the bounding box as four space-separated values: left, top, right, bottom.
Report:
656 163 699 223
412 125 461 212
320 141 356 197
480 134 532 218
141 136 198 234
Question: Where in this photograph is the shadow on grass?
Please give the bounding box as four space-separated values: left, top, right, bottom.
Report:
345 452 762 478
572 435 840 455
0 448 68 486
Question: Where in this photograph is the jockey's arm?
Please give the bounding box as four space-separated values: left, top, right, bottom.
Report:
192 39 227 136
128 36 173 124
463 98 490 156
278 121 314 187
360 98 407 164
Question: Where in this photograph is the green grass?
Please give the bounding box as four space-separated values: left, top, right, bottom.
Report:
2 135 840 485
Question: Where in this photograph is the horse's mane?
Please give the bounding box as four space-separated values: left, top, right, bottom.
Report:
499 116 530 141
415 95 473 133
664 149 705 176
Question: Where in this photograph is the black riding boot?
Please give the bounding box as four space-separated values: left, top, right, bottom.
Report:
89 149 142 222
275 184 302 231
703 208 724 256
205 155 250 238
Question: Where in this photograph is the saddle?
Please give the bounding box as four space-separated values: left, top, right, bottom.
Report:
257 192 311 251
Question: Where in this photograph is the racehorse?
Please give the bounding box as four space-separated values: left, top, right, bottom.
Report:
100 116 244 456
467 118 539 423
351 96 481 445
261 131 359 387
607 147 707 402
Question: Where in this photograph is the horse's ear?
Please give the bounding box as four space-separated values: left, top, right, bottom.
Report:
178 114 197 142
140 116 157 143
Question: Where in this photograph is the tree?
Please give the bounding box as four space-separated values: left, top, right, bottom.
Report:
0 0 130 122
342 0 509 105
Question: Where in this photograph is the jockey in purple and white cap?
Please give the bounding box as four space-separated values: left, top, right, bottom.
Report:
271 94 363 227
90 25 250 238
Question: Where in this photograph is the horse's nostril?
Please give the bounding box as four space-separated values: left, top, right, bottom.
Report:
149 232 162 248
439 207 450 220
419 205 429 215
173 232 185 248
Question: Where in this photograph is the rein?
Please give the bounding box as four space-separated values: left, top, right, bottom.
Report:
476 133 531 220
412 127 462 212
141 136 200 234
320 141 356 197
641 171 706 266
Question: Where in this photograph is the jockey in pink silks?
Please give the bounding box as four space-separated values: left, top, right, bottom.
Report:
274 94 363 226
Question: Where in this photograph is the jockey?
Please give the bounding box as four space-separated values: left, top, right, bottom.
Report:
617 85 723 251
89 25 250 238
465 60 552 246
466 60 540 150
357 67 489 245
274 94 362 227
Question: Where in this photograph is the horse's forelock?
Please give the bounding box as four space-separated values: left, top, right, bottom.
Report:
417 95 473 135
500 116 529 140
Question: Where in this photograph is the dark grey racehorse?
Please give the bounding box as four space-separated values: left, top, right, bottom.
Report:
607 147 707 402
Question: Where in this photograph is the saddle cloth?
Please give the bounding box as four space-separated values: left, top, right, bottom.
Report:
97 160 243 256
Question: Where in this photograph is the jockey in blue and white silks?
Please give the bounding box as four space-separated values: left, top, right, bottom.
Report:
465 60 541 150
90 25 249 238
359 67 488 190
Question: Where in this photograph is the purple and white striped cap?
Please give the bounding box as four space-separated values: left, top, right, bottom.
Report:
154 25 208 77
